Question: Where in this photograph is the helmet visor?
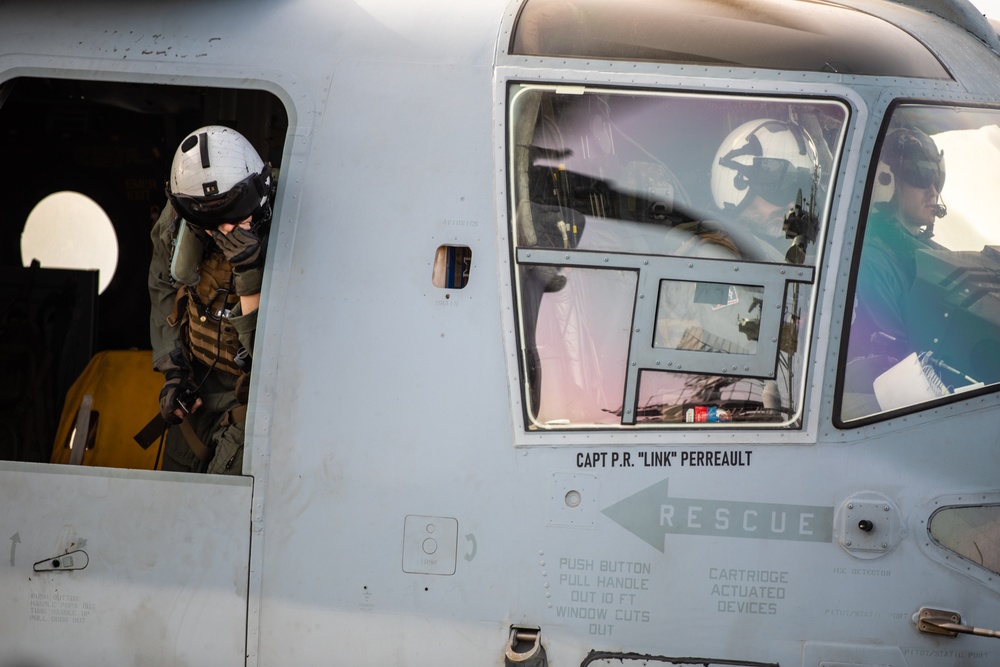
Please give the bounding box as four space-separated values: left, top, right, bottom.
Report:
897 150 945 191
750 157 814 206
887 130 945 191
170 173 267 229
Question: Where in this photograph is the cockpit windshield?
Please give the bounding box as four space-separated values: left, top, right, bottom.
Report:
508 85 848 429
840 104 1000 423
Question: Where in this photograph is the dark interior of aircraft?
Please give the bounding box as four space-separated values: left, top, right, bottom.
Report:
0 77 287 462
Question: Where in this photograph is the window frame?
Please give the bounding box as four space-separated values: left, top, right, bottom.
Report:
505 82 849 433
834 99 1000 428
0 71 292 475
918 491 1000 594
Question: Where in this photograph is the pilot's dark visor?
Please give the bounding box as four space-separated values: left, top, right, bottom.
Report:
889 131 945 191
750 157 814 206
897 153 945 191
169 171 268 229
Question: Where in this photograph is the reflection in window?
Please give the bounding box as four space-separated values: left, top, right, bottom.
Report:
654 280 763 355
929 505 1000 575
510 0 952 79
508 85 848 429
841 104 1000 422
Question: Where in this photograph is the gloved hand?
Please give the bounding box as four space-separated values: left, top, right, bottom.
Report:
155 348 198 424
214 227 264 295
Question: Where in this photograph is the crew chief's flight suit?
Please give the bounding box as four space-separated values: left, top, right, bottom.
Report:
148 202 259 474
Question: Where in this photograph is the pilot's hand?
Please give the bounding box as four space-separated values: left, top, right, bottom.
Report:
215 227 261 268
215 227 264 295
160 385 203 423
155 349 199 424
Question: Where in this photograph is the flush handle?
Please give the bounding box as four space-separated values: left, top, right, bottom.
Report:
915 607 1000 639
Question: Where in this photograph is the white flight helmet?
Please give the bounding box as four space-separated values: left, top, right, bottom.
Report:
166 125 274 229
711 119 819 211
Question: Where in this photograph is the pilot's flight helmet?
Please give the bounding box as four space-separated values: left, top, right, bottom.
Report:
166 125 275 230
879 127 945 192
711 119 819 211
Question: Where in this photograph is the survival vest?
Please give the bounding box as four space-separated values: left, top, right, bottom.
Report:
167 251 244 376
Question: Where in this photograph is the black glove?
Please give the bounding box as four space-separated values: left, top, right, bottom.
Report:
155 348 197 424
214 227 264 295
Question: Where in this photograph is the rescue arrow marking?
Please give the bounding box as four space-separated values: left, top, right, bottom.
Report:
10 532 20 567
601 479 834 552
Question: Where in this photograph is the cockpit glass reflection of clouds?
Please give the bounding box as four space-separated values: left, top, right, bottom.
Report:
841 104 1000 423
508 86 848 429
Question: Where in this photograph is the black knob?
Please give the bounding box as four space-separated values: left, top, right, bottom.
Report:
858 519 874 532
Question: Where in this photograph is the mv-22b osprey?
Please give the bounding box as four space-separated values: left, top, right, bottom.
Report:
1 0 1000 665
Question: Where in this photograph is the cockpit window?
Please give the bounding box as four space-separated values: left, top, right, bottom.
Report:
508 85 848 429
510 0 951 79
929 504 1000 577
839 104 1000 424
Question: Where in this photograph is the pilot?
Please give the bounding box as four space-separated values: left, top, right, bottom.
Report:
707 118 822 262
656 118 821 347
653 119 823 417
848 126 946 364
149 125 275 474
